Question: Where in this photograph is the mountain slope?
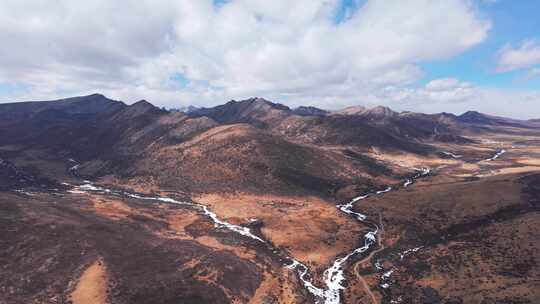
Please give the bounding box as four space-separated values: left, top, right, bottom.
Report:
457 110 540 129
128 123 386 197
2 94 540 304
189 98 470 153
0 93 125 121
4 94 533 197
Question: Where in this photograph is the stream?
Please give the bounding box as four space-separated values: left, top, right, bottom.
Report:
485 149 506 161
376 148 508 303
441 151 462 159
286 168 431 304
65 162 429 304
62 149 505 304
70 182 266 243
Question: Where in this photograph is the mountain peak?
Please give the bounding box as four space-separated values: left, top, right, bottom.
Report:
458 111 493 124
86 93 106 98
114 99 162 119
460 110 483 117
245 97 291 111
187 97 290 125
132 99 153 107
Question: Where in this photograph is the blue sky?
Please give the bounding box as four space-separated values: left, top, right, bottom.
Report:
334 0 365 23
420 1 540 90
0 0 539 118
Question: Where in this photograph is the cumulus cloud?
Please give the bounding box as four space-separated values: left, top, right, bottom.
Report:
496 40 540 73
6 0 536 119
425 78 473 92
374 78 476 108
0 0 491 108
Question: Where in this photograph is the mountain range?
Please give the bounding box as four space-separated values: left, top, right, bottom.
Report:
1 94 540 304
2 93 533 196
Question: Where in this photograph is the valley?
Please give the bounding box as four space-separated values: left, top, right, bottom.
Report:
1 95 539 304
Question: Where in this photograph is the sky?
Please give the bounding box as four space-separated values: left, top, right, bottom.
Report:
0 0 539 118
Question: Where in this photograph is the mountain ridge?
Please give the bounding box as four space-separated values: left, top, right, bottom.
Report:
4 93 535 123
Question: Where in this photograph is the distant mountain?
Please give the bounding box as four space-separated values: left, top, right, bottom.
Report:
457 110 537 128
0 94 214 166
188 98 473 152
457 111 495 125
113 100 164 120
292 106 328 117
188 97 291 127
2 94 538 196
0 95 397 196
169 105 201 114
0 93 125 121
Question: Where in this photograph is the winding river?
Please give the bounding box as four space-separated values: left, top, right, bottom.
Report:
63 148 505 303
286 168 430 304
70 183 266 243
66 163 429 304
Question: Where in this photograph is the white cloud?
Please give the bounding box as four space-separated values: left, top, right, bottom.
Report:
4 1 537 119
496 40 540 73
424 78 473 92
372 78 477 109
0 0 491 109
373 78 540 119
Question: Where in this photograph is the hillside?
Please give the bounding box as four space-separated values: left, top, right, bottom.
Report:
1 94 540 304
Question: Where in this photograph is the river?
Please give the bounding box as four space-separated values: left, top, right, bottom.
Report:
62 149 506 303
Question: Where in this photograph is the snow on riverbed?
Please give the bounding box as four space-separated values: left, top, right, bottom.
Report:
288 186 394 304
287 170 432 304
337 194 369 221
403 168 430 188
376 187 392 194
287 226 378 304
71 183 265 243
14 189 35 196
441 151 462 159
201 205 265 242
485 149 506 161
382 268 395 279
398 246 423 260
68 167 431 304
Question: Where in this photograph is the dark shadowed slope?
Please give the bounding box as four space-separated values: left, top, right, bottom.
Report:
0 93 125 121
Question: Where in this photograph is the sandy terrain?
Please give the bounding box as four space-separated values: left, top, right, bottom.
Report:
71 260 108 304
